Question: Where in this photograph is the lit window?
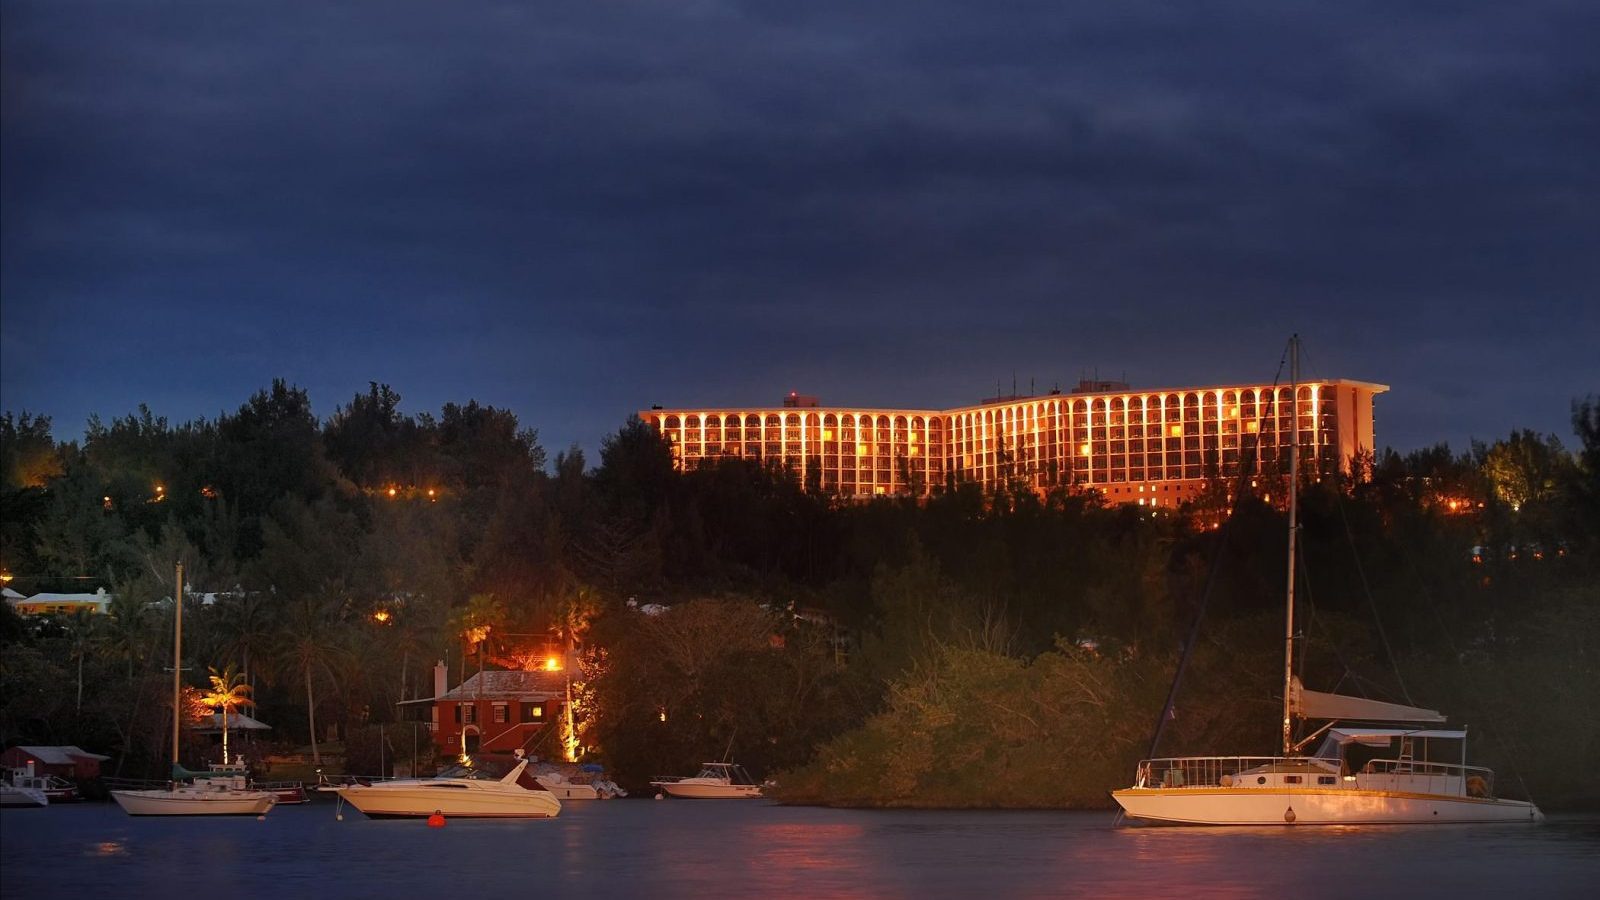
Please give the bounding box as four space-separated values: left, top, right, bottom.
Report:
1168 425 1182 437
1080 443 1091 456
521 703 544 721
1246 421 1260 433
857 444 870 456
823 429 835 441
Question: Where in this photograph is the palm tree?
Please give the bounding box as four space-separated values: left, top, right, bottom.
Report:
277 587 347 767
100 590 153 679
449 593 505 689
200 664 254 763
213 590 276 700
64 609 98 715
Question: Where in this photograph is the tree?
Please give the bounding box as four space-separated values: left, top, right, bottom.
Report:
278 589 347 766
212 591 276 697
63 610 97 715
200 663 254 763
1479 430 1572 512
0 412 63 490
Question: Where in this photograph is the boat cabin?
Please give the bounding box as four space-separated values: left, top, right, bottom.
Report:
1135 728 1494 799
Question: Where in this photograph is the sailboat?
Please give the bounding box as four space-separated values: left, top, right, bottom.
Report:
111 562 277 817
1111 337 1543 826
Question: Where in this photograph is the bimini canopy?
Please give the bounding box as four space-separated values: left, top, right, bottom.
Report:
1290 677 1447 724
1314 728 1467 760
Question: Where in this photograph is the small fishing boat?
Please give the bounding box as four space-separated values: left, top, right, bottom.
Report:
651 763 763 799
534 771 599 801
335 752 561 819
2 764 81 806
1 768 49 808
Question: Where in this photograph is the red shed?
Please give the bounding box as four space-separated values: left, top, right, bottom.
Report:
0 745 111 780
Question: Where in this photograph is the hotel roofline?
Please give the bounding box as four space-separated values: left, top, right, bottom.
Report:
646 378 1389 418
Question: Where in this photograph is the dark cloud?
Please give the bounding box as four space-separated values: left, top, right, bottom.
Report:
3 1 1597 454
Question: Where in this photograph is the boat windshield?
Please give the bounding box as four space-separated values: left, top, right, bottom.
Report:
436 757 518 780
697 764 755 784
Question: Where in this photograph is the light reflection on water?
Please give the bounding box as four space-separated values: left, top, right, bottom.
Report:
3 803 1597 899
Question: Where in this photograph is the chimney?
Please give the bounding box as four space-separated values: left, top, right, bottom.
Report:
434 659 448 699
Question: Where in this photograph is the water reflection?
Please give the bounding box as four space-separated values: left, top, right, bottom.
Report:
3 805 1596 899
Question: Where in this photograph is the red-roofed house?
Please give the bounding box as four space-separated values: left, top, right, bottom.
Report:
0 745 111 780
400 662 567 758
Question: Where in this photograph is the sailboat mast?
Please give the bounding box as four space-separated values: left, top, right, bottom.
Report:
172 561 184 768
1281 336 1299 757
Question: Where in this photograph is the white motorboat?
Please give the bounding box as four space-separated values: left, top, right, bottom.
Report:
1111 337 1543 827
651 763 764 799
336 753 561 818
535 771 599 801
4 763 79 804
112 562 277 817
1 768 49 808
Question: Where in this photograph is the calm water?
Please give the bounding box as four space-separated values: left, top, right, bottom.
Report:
3 801 1597 898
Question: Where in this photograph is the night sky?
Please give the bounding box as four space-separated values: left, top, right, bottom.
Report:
3 1 1597 457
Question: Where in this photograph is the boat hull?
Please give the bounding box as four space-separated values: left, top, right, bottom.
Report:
337 785 561 818
111 789 276 816
536 780 599 801
654 783 763 799
1112 787 1543 826
1 786 48 808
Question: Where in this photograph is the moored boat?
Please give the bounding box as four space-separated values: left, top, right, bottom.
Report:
336 752 561 819
110 562 277 818
112 762 277 816
1110 337 1543 827
651 763 764 799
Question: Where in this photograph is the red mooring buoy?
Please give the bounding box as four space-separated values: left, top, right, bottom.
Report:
427 811 446 828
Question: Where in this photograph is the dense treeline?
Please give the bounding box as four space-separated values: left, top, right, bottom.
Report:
1 384 1596 808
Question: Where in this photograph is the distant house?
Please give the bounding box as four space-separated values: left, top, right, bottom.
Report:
400 662 567 758
0 745 111 780
7 588 113 616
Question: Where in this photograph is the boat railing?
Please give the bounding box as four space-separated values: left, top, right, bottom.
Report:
1361 758 1496 797
1133 756 1339 789
314 772 404 790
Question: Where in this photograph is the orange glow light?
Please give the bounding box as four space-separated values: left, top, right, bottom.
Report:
387 486 397 498
372 610 392 624
1080 443 1091 456
1246 421 1260 433
544 656 561 672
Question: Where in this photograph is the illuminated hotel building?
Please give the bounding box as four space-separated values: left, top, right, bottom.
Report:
641 378 1387 506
